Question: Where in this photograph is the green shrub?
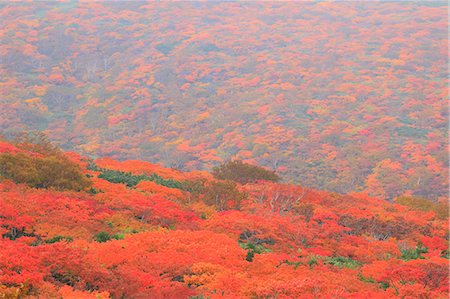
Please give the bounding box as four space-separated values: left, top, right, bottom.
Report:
358 273 375 283
239 242 271 254
93 231 124 243
240 242 270 262
87 161 101 171
400 244 428 261
238 230 274 262
307 256 319 269
98 169 141 187
325 256 361 269
245 250 255 262
280 260 303 269
87 187 102 194
97 168 184 189
239 241 271 262
45 236 73 244
93 231 111 243
2 227 35 241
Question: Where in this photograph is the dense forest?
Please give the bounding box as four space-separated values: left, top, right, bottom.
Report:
0 136 448 298
1 1 448 200
1 2 448 297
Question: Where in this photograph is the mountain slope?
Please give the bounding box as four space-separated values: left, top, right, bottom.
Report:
0 140 448 298
0 1 448 200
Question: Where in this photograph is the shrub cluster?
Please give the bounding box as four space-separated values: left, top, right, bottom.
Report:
337 214 425 240
0 132 91 191
239 230 274 262
212 160 281 184
183 178 247 211
283 255 361 270
394 196 448 220
93 231 124 243
0 152 91 191
400 244 428 261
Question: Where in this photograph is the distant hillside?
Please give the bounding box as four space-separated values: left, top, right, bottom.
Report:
0 2 448 200
0 139 448 298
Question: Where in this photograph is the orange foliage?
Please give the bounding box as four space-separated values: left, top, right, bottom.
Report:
0 141 448 298
135 180 184 199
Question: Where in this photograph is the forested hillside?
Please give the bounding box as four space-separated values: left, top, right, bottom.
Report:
0 1 448 200
0 138 448 298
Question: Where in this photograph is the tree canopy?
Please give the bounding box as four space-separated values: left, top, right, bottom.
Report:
212 160 281 184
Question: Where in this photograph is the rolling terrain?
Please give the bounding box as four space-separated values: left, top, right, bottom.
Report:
0 138 448 298
0 1 448 200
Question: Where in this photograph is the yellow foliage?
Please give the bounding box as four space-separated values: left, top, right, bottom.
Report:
105 212 151 233
0 284 30 299
189 201 217 219
394 196 448 220
196 111 210 122
184 262 224 287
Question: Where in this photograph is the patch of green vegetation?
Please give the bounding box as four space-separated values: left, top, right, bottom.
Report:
239 242 271 262
304 255 362 270
87 187 102 194
358 273 391 291
45 235 73 244
380 281 390 290
98 169 143 187
93 231 124 243
307 256 319 269
325 256 362 269
239 242 272 253
87 161 101 171
92 165 184 189
400 244 428 261
358 273 375 284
